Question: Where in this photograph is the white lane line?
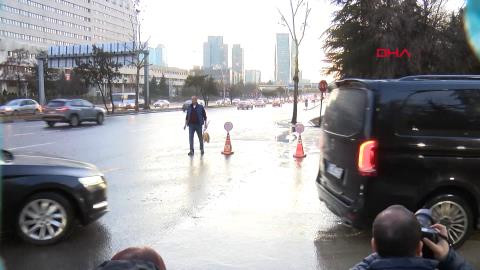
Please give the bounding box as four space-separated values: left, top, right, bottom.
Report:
13 132 35 137
8 142 54 150
102 167 121 173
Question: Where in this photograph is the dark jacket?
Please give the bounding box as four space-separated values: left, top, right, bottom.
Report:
94 260 159 270
351 249 473 270
186 104 206 126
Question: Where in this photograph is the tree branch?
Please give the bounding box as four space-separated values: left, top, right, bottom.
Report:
278 9 295 41
298 4 311 45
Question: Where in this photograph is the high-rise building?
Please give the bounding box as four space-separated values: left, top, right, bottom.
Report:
149 44 167 67
275 33 290 85
0 0 137 51
203 36 228 69
232 44 244 83
0 0 138 93
245 70 261 84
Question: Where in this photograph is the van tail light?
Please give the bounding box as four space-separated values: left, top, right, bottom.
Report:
56 106 69 112
358 140 378 176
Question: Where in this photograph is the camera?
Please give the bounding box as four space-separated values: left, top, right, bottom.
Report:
415 209 439 258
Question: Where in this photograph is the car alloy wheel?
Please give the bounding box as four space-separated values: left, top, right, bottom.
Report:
430 200 468 246
19 199 68 242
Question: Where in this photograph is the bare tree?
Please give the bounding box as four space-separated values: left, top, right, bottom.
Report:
128 0 150 112
279 0 311 124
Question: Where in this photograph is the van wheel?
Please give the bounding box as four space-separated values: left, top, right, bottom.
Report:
17 192 74 245
46 121 55 128
424 194 473 248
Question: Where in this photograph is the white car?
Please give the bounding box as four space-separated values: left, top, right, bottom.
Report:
215 99 231 106
232 99 241 105
0 99 42 116
153 99 170 109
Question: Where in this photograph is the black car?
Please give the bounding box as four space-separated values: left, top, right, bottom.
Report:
317 75 480 247
1 150 108 245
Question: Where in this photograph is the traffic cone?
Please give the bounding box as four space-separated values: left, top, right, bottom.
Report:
293 134 307 158
222 133 234 155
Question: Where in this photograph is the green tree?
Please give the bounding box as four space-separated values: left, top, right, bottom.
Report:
324 0 480 78
74 46 122 114
184 75 218 107
149 76 159 98
159 75 169 97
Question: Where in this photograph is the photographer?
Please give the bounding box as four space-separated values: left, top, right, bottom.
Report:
351 205 473 270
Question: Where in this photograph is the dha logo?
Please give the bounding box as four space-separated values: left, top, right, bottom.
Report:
376 48 412 58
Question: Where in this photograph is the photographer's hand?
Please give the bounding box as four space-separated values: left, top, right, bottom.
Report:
422 224 450 261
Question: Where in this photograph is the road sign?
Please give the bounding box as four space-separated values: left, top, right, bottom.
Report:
224 122 233 132
319 80 328 93
295 123 305 134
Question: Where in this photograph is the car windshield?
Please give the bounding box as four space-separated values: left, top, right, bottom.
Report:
5 100 20 106
47 101 66 107
2 1 480 270
112 95 123 102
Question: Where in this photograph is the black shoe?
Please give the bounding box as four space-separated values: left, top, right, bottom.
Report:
201 150 205 155
188 151 194 156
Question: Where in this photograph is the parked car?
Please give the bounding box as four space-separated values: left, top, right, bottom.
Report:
272 99 282 107
42 99 106 127
232 98 241 105
237 100 253 110
316 75 480 247
153 99 170 109
182 99 205 112
112 93 145 110
0 99 42 116
1 149 108 245
215 99 231 106
254 99 266 107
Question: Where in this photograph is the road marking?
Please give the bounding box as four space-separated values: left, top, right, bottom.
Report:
13 132 35 137
8 142 54 150
102 167 121 173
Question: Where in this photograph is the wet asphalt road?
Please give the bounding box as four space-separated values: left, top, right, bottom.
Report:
1 104 479 270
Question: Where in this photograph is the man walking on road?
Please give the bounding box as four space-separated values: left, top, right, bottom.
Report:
184 96 207 156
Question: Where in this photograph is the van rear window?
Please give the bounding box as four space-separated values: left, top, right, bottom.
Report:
323 88 367 136
398 89 480 137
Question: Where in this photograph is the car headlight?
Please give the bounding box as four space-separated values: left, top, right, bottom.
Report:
4 107 12 111
79 176 104 187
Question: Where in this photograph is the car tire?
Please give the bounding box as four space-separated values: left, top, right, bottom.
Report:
17 192 75 245
46 121 55 128
96 113 104 125
423 194 474 248
69 114 80 127
34 109 40 116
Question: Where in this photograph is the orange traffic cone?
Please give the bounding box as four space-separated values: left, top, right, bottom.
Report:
293 134 307 158
222 133 234 155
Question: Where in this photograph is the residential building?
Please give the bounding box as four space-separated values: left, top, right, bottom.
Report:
245 70 261 84
203 36 228 69
0 0 137 94
231 44 244 83
149 44 167 67
275 33 290 85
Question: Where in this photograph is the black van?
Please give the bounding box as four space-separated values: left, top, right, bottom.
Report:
316 75 480 247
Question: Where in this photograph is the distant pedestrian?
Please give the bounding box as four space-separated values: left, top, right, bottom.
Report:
184 96 207 156
94 246 166 270
305 98 308 109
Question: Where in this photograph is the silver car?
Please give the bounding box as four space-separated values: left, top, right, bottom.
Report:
42 99 106 127
0 99 42 116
